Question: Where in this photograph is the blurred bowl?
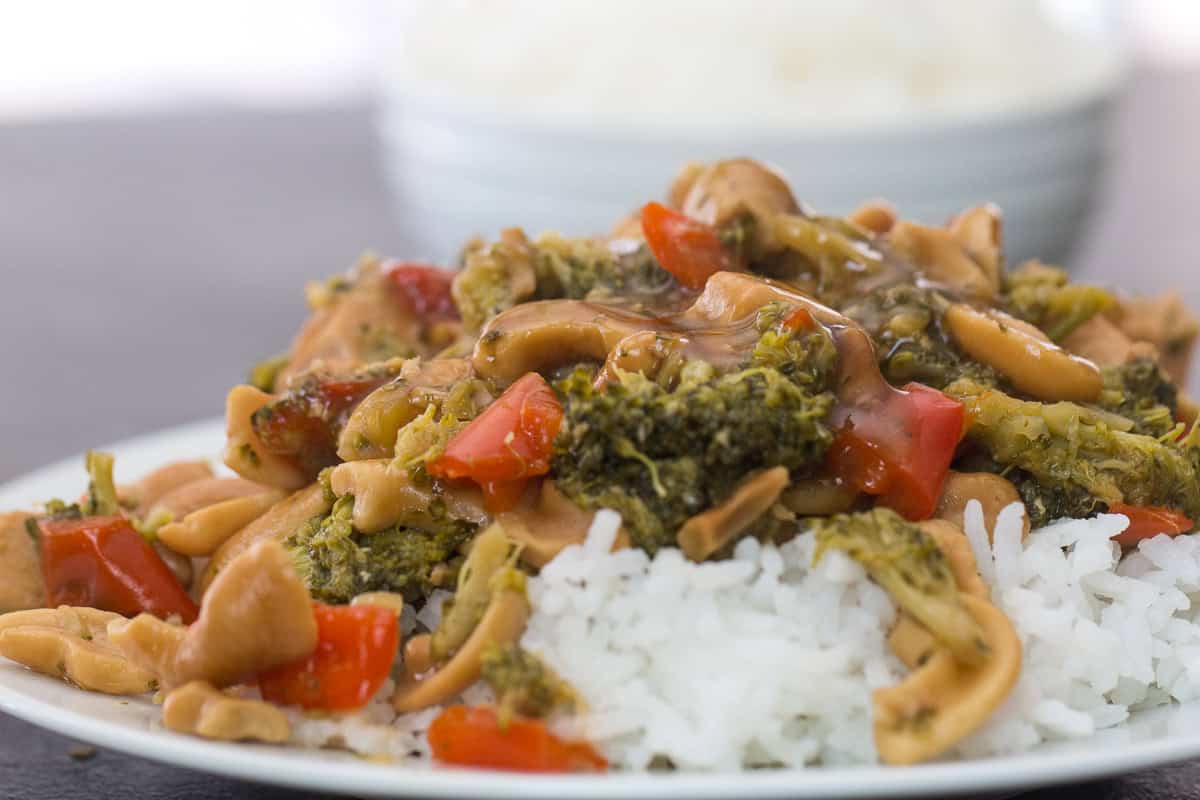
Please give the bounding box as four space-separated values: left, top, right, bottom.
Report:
377 80 1118 265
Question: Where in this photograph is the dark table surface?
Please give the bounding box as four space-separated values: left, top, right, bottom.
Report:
1 68 1198 798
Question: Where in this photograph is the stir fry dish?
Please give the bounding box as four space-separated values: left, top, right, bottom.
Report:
3 158 1200 771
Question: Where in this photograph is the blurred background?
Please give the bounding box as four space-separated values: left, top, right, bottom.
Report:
0 0 1197 482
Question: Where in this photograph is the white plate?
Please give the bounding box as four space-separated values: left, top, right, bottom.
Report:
4 420 1200 798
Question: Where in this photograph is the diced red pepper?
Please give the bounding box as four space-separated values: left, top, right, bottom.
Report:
385 262 459 321
428 705 607 773
828 382 964 521
640 201 738 290
428 373 563 513
782 306 816 332
39 515 198 623
1109 503 1193 548
258 603 398 711
252 372 396 476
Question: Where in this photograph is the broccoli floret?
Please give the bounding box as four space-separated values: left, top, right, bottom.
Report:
552 355 835 553
1001 261 1116 342
952 380 1200 523
247 352 290 393
83 451 120 517
1096 358 1179 438
810 508 988 665
285 495 476 604
532 233 674 305
481 645 577 720
840 284 1003 391
749 302 839 391
453 231 676 331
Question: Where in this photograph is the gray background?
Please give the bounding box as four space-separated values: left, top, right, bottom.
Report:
0 68 1198 798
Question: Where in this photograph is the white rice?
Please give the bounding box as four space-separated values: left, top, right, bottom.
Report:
288 503 1200 770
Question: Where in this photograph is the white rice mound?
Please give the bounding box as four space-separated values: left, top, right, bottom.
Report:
521 505 1200 769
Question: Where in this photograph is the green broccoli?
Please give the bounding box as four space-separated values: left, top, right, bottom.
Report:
749 302 839 391
552 354 835 553
1096 358 1179 439
285 495 476 604
247 352 290 393
83 451 120 517
481 644 577 720
810 508 988 665
452 231 675 331
840 284 1003 391
1001 261 1116 342
951 380 1200 524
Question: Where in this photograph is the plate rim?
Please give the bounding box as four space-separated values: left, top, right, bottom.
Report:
3 418 1200 799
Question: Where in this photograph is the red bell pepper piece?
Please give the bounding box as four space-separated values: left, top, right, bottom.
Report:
428 372 563 513
640 201 738 290
428 705 607 773
39 515 198 623
1109 503 1193 548
252 372 396 475
258 603 398 711
385 262 459 321
828 382 964 521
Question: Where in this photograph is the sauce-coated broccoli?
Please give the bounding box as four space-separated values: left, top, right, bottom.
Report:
481 644 577 720
1001 261 1115 342
285 495 476 604
553 348 836 553
952 380 1200 525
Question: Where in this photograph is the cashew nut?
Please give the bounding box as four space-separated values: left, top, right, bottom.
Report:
148 477 273 521
199 482 330 594
163 680 290 743
351 591 407 616
119 460 214 511
943 303 1102 402
934 471 1029 543
947 205 1003 293
222 385 311 491
1115 292 1200 386
874 594 1021 765
778 478 858 517
847 200 897 235
677 467 789 562
328 459 487 534
0 511 45 612
336 358 479 462
0 606 156 695
392 588 530 713
114 540 317 689
156 489 286 558
888 221 996 302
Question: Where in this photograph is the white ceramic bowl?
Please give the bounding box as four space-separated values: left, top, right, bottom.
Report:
376 82 1118 266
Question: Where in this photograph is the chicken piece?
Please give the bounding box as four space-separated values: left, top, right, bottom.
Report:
276 257 426 388
163 681 290 743
1115 292 1200 386
1062 314 1154 367
222 385 312 491
676 158 800 255
0 512 44 612
0 606 156 695
111 540 318 689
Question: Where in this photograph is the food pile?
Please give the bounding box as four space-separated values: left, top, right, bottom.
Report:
2 159 1199 771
